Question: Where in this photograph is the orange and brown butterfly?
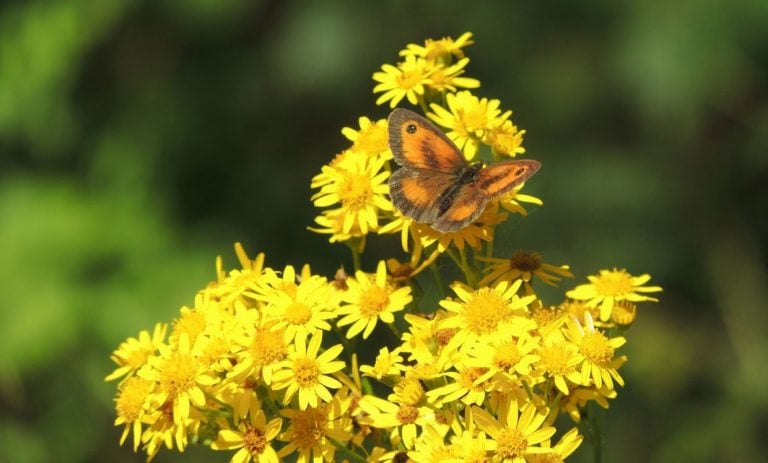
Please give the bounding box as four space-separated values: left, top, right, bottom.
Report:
387 108 541 233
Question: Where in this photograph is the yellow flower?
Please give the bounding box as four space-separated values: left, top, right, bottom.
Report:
566 268 662 321
203 243 267 310
341 116 392 160
400 32 475 62
357 395 439 449
426 362 496 406
536 331 585 395
438 279 537 347
311 150 392 235
250 264 338 343
373 54 432 108
337 260 412 339
212 406 282 463
426 57 481 93
359 347 405 380
563 314 626 390
106 322 167 381
271 331 346 409
277 389 354 463
428 91 510 160
528 427 583 463
499 182 543 216
472 401 558 462
484 119 526 158
139 333 218 424
447 429 493 462
408 424 455 463
113 376 154 450
477 251 573 287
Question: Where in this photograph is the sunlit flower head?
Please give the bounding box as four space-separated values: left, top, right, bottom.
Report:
106 323 167 382
485 119 527 158
271 331 346 409
563 314 626 390
438 279 537 346
341 116 392 160
139 333 218 424
337 260 412 339
426 57 481 93
114 376 154 450
373 54 432 108
212 401 283 463
311 150 392 236
277 389 353 463
429 91 510 160
528 427 583 463
566 269 662 321
472 401 558 462
499 182 543 216
400 32 475 62
477 251 573 287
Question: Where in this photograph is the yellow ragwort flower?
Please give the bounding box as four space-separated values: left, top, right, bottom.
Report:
311 150 392 236
563 314 626 390
485 119 527 159
472 401 558 462
400 32 475 62
438 279 537 347
477 251 573 287
270 331 346 409
428 91 510 160
277 389 354 463
566 268 662 321
373 54 432 108
211 400 283 463
106 322 167 381
337 260 412 339
341 116 392 160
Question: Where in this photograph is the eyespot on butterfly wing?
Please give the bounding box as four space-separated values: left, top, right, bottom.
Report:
388 108 467 172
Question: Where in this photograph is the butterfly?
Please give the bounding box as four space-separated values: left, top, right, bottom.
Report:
387 108 541 232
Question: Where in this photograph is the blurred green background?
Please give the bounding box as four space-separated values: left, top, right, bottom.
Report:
1 0 766 462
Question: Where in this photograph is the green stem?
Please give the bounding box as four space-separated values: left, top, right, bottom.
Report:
458 247 478 287
430 261 446 298
329 438 368 463
347 241 362 272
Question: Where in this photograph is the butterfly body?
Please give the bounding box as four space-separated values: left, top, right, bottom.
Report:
387 108 540 232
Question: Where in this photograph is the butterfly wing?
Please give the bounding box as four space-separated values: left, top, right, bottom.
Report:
430 159 541 232
474 159 541 199
431 184 487 233
389 167 456 224
388 108 467 173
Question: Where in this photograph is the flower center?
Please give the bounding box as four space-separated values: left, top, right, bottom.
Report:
458 367 489 390
243 427 267 455
493 342 522 371
159 352 198 396
339 173 373 210
353 125 388 154
509 251 542 272
290 408 326 449
285 301 312 325
116 377 152 421
359 286 390 316
396 404 419 424
172 309 206 345
294 357 320 388
539 342 575 376
251 327 287 368
593 269 634 296
579 332 614 365
462 289 510 336
496 428 528 458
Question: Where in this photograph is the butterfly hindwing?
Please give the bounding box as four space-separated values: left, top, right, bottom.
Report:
388 108 467 173
389 167 456 224
431 184 487 233
475 159 541 199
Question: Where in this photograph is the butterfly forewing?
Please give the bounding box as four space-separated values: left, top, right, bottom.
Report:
388 109 467 173
475 159 541 199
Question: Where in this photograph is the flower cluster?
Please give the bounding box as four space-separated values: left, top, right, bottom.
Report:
108 33 662 463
